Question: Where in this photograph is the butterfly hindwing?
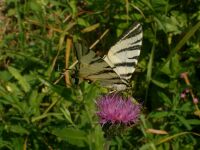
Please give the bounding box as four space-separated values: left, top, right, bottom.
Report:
79 50 123 88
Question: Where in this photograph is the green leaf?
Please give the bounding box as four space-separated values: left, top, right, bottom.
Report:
68 0 77 17
0 71 12 81
8 125 29 135
7 66 30 92
0 140 12 149
160 60 171 75
28 90 44 116
140 142 157 150
51 128 86 147
178 102 191 112
77 18 90 27
157 92 172 106
175 114 192 130
151 79 168 88
29 1 43 12
149 112 172 118
60 107 75 126
170 54 181 75
186 119 200 125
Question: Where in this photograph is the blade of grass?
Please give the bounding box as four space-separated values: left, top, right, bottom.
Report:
15 1 25 49
145 43 155 104
65 37 72 87
125 0 129 22
156 132 200 145
81 23 100 33
31 113 63 122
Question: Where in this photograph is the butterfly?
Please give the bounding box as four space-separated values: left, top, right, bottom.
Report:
76 22 143 91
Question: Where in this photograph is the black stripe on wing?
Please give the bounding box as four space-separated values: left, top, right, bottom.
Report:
86 69 116 77
131 38 142 45
89 57 104 65
128 56 138 60
113 81 129 86
102 78 129 86
114 62 137 67
114 45 141 54
121 23 142 40
119 73 133 77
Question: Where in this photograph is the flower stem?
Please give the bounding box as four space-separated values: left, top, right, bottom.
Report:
104 140 110 150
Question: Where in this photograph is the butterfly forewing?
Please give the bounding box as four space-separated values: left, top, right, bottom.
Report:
103 22 143 82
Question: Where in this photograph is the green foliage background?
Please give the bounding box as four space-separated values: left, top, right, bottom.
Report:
0 0 200 149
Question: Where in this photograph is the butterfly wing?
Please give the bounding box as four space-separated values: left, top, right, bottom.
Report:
79 50 127 89
103 22 143 84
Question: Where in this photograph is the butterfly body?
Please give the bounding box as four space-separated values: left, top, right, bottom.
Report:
78 22 143 91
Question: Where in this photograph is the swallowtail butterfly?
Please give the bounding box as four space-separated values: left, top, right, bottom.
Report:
77 22 143 91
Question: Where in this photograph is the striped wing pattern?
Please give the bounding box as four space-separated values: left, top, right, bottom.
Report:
79 22 143 90
79 50 126 89
103 22 143 83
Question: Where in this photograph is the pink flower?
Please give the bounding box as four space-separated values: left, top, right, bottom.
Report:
180 92 186 99
96 94 141 125
180 88 190 99
193 98 199 104
185 88 189 93
180 72 188 79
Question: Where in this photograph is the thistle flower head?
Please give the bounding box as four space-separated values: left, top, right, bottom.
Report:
96 94 141 125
